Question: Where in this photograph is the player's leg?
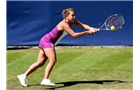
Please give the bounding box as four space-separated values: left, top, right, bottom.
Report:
17 49 47 87
24 49 47 76
40 48 56 86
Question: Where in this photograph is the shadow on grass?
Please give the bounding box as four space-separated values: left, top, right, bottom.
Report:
7 47 31 50
28 80 132 90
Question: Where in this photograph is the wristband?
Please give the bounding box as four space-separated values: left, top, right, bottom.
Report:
90 27 95 32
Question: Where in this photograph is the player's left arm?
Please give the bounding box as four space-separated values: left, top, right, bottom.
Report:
74 19 100 33
74 19 91 31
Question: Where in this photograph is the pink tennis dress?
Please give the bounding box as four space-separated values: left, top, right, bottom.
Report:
39 26 63 48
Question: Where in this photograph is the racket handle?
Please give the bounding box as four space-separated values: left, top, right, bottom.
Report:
97 28 100 31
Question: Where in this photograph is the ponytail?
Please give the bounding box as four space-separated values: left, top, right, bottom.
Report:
62 8 74 19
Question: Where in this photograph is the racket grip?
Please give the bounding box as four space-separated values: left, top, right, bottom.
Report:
97 28 100 31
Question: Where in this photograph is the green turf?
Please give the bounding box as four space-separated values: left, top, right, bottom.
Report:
6 47 133 90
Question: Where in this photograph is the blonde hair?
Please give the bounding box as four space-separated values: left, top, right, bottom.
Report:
62 8 75 19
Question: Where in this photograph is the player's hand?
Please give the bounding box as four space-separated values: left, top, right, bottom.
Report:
90 27 100 33
92 28 100 33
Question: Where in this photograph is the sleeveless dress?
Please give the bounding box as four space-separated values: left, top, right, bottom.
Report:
39 26 63 48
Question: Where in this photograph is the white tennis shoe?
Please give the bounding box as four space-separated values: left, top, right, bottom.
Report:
17 74 28 87
40 79 55 86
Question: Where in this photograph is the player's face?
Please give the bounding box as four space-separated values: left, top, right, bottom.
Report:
67 11 75 22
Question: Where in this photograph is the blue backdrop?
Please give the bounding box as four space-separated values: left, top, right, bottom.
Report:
7 1 133 46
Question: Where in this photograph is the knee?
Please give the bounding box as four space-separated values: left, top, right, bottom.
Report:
49 59 57 65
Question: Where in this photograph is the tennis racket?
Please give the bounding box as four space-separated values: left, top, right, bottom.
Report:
98 14 125 31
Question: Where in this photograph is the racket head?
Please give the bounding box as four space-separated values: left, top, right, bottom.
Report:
105 14 125 31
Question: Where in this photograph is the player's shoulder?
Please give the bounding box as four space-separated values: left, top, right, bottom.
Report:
57 20 68 30
58 20 69 27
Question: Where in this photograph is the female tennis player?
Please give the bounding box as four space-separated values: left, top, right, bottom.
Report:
17 8 99 87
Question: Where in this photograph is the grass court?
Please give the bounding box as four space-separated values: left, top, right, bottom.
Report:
7 46 133 90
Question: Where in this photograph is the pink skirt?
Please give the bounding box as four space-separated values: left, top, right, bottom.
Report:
39 37 54 48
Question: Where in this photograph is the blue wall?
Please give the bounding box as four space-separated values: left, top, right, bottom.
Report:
7 1 133 46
